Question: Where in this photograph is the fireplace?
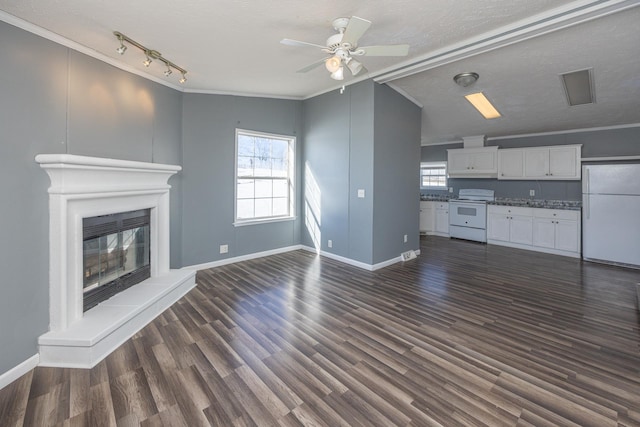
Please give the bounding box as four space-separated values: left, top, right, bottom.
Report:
36 154 196 368
83 209 151 311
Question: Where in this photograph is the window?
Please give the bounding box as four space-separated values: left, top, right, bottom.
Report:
235 129 295 224
420 162 447 189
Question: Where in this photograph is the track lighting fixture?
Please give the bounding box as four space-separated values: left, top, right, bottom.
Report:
113 31 188 84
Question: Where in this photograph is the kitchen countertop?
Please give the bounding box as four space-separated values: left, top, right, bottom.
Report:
420 195 581 210
489 198 581 211
420 194 450 201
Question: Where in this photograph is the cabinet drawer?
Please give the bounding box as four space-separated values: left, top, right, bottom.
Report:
435 202 448 210
533 208 579 221
488 205 533 217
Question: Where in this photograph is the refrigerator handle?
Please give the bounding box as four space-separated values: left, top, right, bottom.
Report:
584 195 589 219
583 167 590 194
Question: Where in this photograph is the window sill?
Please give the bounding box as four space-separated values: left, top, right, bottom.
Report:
233 216 297 227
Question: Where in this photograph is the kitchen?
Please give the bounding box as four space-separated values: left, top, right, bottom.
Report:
420 128 640 268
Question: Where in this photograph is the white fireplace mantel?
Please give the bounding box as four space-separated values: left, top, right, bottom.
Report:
36 154 196 368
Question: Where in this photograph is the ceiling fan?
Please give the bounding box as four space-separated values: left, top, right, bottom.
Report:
281 16 410 81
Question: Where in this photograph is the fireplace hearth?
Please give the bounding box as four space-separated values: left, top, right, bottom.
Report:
36 154 196 368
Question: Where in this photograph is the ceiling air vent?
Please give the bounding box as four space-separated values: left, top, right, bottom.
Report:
560 68 595 106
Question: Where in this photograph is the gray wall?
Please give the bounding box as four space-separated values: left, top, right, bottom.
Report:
373 84 421 263
0 21 183 378
421 126 640 201
302 86 357 259
180 93 303 266
302 81 422 265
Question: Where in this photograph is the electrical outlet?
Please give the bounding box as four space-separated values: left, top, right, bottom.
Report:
357 189 365 198
220 244 228 254
328 240 333 248
404 234 408 243
529 189 535 197
449 187 454 193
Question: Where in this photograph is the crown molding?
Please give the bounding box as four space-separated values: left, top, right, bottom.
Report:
373 0 640 84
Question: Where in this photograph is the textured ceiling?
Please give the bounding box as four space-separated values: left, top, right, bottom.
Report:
1 0 639 144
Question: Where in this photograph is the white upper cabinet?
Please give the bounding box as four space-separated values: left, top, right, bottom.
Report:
447 147 498 178
497 149 525 179
498 144 581 180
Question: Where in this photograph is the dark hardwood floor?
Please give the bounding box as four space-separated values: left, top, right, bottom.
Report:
2 236 639 426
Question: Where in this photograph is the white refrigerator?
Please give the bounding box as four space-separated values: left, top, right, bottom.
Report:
582 164 640 268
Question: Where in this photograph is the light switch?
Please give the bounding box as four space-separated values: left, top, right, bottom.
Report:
357 189 365 198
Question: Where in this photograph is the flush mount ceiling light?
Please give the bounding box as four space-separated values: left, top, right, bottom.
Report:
113 31 188 84
453 72 479 87
465 92 502 119
560 68 595 106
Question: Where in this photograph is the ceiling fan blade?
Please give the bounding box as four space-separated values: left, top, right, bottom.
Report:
341 16 371 46
296 57 329 73
280 38 326 49
359 44 410 56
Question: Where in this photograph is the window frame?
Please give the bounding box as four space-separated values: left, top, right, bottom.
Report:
420 161 448 190
234 128 296 226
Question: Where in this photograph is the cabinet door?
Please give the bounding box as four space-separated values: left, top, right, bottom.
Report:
555 220 579 252
509 215 533 245
420 203 435 232
487 213 510 241
524 149 549 178
549 146 580 179
470 151 498 174
498 149 524 179
448 151 470 174
532 218 556 249
435 207 449 234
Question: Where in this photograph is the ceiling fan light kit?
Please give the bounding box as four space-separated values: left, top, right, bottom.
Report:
330 67 344 81
113 31 187 84
281 16 410 80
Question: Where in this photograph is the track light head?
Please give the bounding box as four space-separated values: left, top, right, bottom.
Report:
164 66 173 77
143 52 152 67
179 73 187 84
116 43 127 55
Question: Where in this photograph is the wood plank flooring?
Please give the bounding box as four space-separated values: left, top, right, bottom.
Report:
1 236 639 426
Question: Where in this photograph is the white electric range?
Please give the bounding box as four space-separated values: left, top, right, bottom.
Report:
448 189 495 243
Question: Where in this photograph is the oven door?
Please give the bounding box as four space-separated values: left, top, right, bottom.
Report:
449 201 487 229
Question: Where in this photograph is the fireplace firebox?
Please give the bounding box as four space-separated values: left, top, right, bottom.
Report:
83 209 151 311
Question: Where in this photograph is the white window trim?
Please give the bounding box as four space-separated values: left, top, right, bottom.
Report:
234 128 296 226
420 161 448 190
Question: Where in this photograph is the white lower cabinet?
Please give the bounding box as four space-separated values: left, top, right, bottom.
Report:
419 202 434 233
420 201 449 237
487 206 533 245
435 203 449 235
532 209 580 253
488 205 580 257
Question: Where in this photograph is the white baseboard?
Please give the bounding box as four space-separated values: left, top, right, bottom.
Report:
183 245 305 271
301 246 421 271
0 354 39 390
184 244 421 273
